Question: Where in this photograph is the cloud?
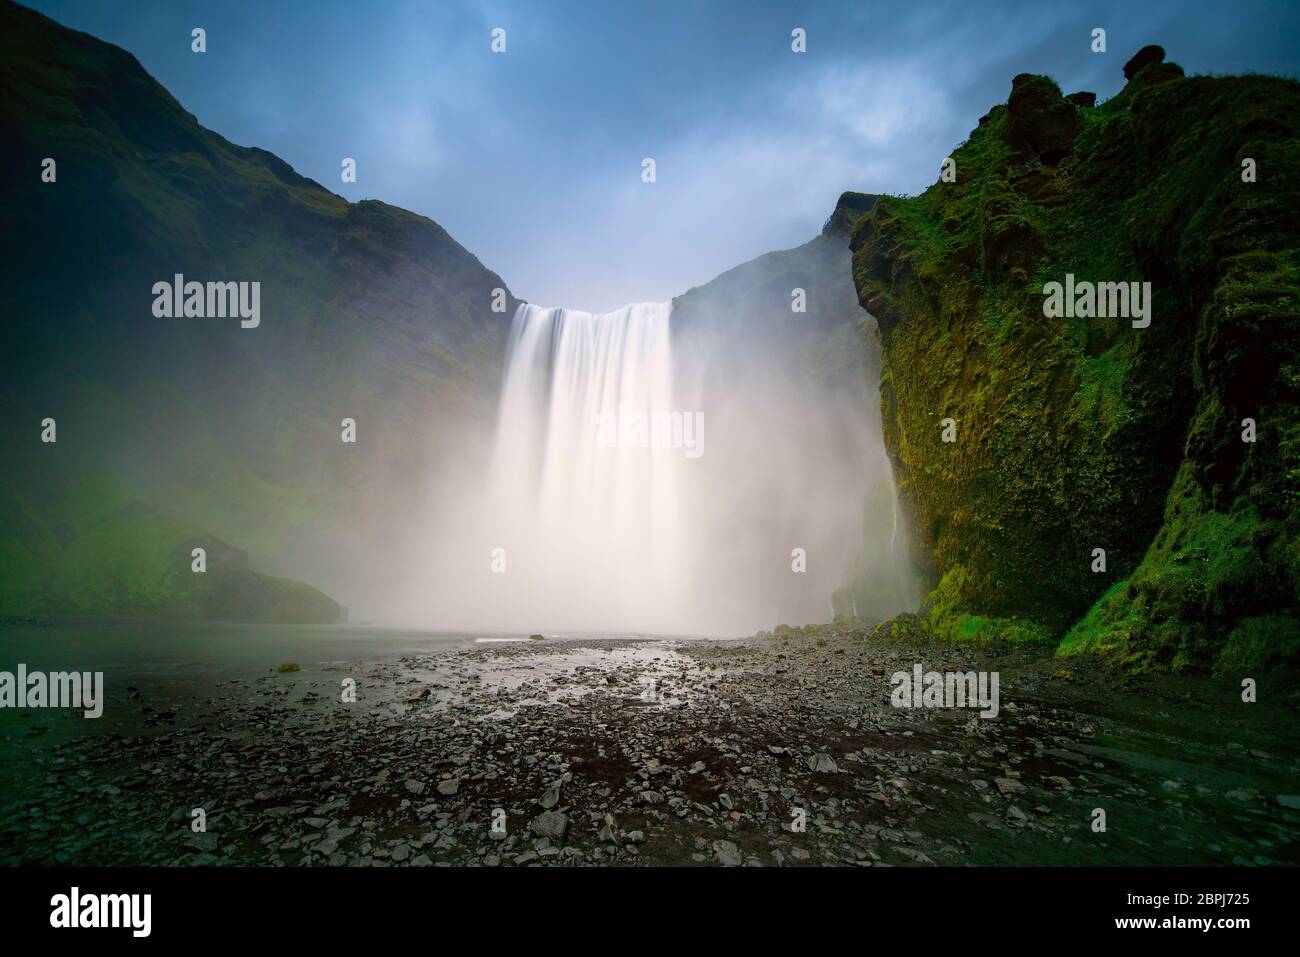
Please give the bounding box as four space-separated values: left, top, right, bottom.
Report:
28 0 1300 313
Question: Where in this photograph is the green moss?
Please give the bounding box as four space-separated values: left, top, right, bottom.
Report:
922 569 1054 647
1216 615 1300 674
850 51 1300 672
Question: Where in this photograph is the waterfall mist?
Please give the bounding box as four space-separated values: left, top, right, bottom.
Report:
357 234 916 635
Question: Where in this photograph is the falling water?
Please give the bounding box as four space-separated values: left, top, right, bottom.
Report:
484 302 692 633
475 293 915 637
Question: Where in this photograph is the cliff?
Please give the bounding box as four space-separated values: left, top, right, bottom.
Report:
845 46 1300 671
0 1 515 621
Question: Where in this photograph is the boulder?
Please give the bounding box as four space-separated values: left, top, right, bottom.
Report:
1123 44 1165 81
529 811 568 841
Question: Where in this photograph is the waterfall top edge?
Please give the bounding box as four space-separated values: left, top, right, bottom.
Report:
514 301 672 321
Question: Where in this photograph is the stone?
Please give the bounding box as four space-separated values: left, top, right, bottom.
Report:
807 753 838 773
1123 45 1165 81
539 783 561 809
994 777 1026 796
713 839 743 867
530 811 568 841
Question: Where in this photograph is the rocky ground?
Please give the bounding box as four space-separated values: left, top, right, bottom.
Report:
2 621 1298 867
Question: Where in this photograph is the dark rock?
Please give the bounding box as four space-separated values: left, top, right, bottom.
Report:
1008 74 1079 167
1131 61 1185 86
1065 91 1096 108
1123 44 1165 81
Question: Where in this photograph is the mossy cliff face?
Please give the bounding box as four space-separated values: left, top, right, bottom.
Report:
846 46 1300 670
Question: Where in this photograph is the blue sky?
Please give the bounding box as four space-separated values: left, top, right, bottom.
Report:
29 0 1300 312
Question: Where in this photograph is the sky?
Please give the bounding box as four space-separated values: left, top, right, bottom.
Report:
28 0 1300 313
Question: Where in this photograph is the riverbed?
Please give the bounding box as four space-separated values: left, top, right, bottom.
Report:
1 617 1297 866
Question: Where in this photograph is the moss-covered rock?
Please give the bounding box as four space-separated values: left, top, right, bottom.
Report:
847 46 1300 671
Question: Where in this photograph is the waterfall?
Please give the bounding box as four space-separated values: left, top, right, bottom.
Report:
484 302 691 633
475 293 913 637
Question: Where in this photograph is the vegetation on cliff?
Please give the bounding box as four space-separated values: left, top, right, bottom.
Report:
0 1 513 621
845 45 1299 671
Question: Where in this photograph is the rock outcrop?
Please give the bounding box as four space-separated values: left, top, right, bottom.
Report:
844 47 1300 671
